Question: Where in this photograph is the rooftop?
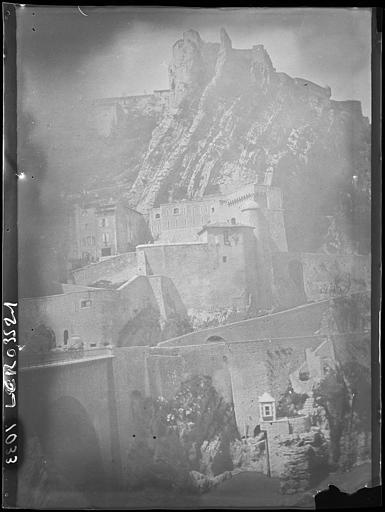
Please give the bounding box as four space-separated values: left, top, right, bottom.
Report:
198 222 254 235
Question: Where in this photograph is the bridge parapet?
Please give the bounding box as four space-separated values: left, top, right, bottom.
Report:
19 347 114 370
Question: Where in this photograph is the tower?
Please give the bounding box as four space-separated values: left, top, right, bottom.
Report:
241 200 273 310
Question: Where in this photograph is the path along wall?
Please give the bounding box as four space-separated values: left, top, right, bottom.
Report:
158 292 369 348
158 299 331 347
71 252 137 286
272 252 370 308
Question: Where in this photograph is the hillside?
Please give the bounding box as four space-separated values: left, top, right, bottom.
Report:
88 28 370 254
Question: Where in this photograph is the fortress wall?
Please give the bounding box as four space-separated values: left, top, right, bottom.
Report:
159 300 331 347
19 278 164 351
226 336 322 437
301 253 370 301
265 187 283 209
149 275 188 320
159 227 201 243
294 78 331 98
330 99 363 117
147 275 166 318
227 341 269 437
138 242 249 312
271 252 308 309
20 289 117 349
175 342 233 402
264 336 323 399
93 93 166 136
272 252 370 309
111 346 150 477
137 243 210 310
72 252 137 286
110 333 333 461
61 283 97 293
146 354 185 399
93 104 116 137
118 276 160 317
266 210 288 252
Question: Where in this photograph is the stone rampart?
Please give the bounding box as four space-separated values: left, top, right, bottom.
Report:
71 252 137 286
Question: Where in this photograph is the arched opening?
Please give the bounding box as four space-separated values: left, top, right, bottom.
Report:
38 396 105 500
63 329 69 346
206 335 226 343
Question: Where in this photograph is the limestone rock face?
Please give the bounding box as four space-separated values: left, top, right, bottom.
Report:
69 29 371 255
125 376 239 491
269 429 330 494
230 435 268 474
168 29 217 108
100 29 369 254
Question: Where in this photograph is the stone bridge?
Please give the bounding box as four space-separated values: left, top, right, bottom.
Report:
17 348 138 507
16 293 370 506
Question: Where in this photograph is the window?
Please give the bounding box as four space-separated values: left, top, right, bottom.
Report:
263 404 272 417
101 247 112 257
211 206 215 213
63 330 69 346
86 236 92 246
224 231 231 245
231 217 236 225
90 343 97 348
91 236 96 246
102 232 109 244
222 256 227 263
155 213 160 219
99 217 108 227
80 299 92 308
173 207 180 215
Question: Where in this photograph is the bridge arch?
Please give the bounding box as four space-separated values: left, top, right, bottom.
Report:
38 396 105 496
206 335 226 343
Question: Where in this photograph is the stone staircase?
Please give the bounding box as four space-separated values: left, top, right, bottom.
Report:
300 394 315 416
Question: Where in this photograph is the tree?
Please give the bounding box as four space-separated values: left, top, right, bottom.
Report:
313 365 350 465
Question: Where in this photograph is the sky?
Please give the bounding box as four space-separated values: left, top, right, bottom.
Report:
18 6 371 116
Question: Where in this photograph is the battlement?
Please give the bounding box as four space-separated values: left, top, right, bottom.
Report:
93 89 170 107
330 99 363 117
294 78 331 98
93 89 171 136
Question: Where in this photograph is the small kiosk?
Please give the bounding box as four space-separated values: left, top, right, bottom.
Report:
258 392 276 422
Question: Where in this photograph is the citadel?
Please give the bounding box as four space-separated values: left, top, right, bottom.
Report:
17 28 371 506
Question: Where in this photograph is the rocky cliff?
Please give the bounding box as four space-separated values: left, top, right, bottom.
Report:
93 28 370 254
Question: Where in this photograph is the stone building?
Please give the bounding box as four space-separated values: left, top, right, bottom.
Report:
149 195 223 242
148 183 287 252
137 221 267 315
19 275 188 353
67 180 370 325
68 199 152 267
